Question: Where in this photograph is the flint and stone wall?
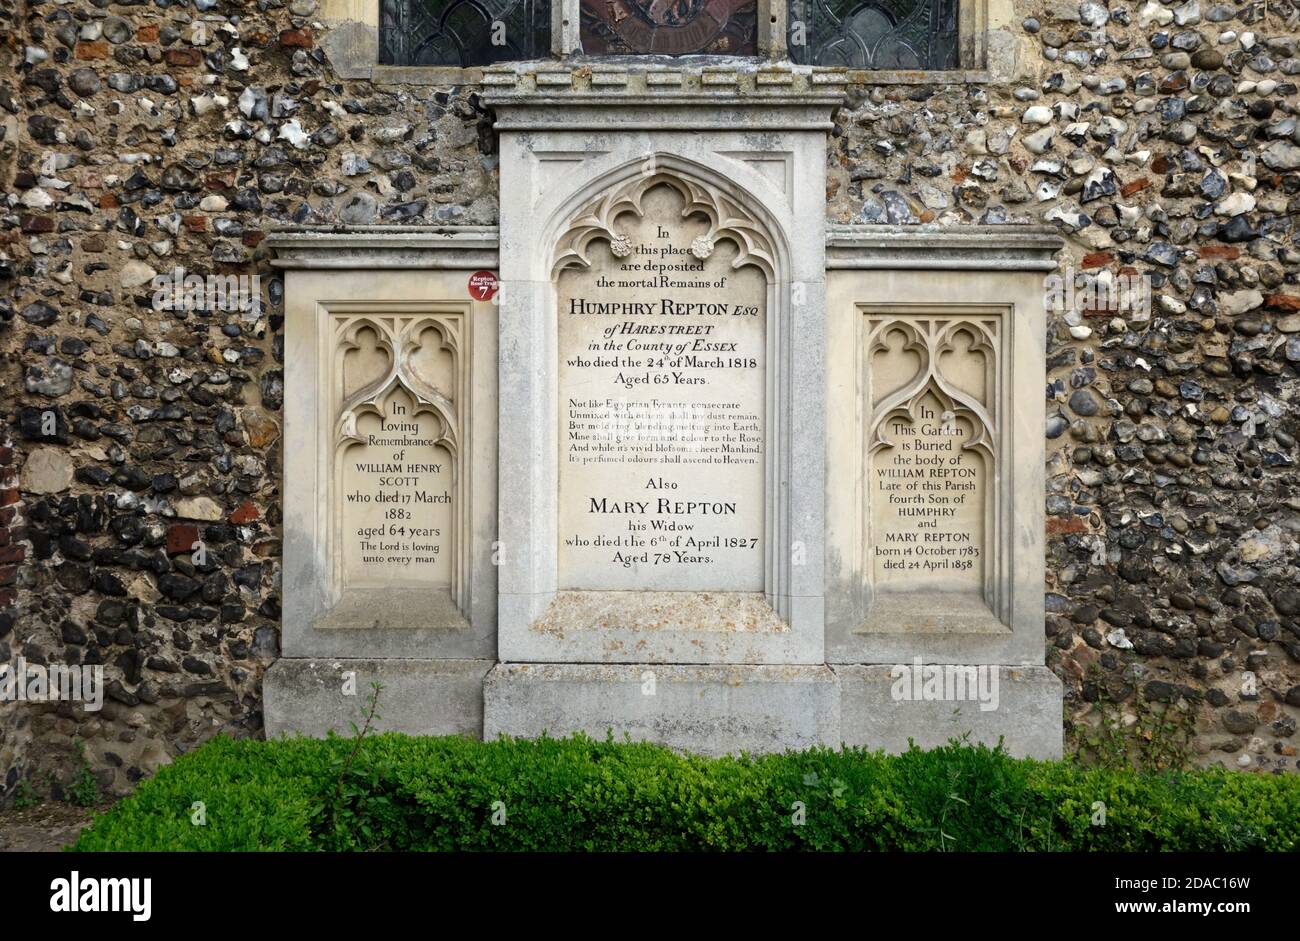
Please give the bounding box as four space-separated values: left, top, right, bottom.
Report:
1 0 1298 799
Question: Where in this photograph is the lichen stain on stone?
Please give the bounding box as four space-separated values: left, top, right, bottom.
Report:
531 590 790 636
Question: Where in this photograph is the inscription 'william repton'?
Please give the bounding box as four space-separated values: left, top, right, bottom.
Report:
865 317 999 602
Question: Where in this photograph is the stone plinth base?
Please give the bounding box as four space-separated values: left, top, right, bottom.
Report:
483 664 841 757
836 665 1063 759
264 660 1062 759
264 658 492 739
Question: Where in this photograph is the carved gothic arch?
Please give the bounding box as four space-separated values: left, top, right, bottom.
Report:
333 314 462 457
859 310 1005 618
538 152 799 621
551 169 779 281
327 306 472 616
865 317 998 463
544 153 788 283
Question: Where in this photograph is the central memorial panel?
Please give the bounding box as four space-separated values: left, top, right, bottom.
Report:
490 103 830 668
556 184 766 592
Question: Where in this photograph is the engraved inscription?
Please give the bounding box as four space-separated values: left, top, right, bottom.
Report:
872 393 984 591
865 317 999 602
341 392 453 587
557 183 766 591
331 313 466 600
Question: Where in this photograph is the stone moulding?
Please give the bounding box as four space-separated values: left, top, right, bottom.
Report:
331 307 470 613
859 307 1007 630
266 226 500 270
265 223 1062 269
863 312 1003 614
826 225 1063 271
534 158 801 654
375 62 997 88
483 91 845 132
316 300 473 623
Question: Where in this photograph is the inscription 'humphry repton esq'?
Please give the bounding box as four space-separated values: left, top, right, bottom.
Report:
556 180 768 593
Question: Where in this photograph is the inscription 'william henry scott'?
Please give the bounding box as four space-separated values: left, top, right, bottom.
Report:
341 391 452 588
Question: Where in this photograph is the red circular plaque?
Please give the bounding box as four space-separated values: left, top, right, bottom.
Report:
468 270 499 300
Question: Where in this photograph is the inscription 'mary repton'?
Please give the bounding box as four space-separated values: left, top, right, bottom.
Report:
557 178 768 594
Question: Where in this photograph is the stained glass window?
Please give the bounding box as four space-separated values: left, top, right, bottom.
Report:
789 0 959 69
378 0 959 67
379 0 551 66
580 0 758 56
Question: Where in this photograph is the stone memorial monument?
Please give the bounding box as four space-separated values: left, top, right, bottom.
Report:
265 72 1063 759
15 0 1300 799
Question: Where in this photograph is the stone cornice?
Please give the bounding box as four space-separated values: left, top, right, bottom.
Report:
266 225 1064 273
826 225 1065 272
474 59 984 92
482 67 844 131
265 227 500 269
484 96 843 131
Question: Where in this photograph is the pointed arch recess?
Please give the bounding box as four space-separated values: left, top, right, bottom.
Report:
544 157 795 618
550 164 781 282
863 313 1004 614
329 306 471 615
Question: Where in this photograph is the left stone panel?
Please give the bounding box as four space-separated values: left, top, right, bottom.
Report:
263 230 500 737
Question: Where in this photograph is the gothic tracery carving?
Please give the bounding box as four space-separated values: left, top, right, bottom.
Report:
333 313 462 458
552 170 777 279
865 316 999 461
328 308 471 614
864 313 1003 612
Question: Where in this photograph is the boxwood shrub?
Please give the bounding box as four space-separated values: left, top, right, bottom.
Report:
72 733 1300 852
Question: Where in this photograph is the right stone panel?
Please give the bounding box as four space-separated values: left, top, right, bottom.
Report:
824 229 1064 759
824 232 1057 669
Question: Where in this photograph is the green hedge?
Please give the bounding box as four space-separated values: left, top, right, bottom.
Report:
73 733 1300 851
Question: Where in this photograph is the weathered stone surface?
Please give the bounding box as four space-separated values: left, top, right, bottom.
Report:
484 664 841 756
265 659 492 738
20 448 73 494
836 665 1064 759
